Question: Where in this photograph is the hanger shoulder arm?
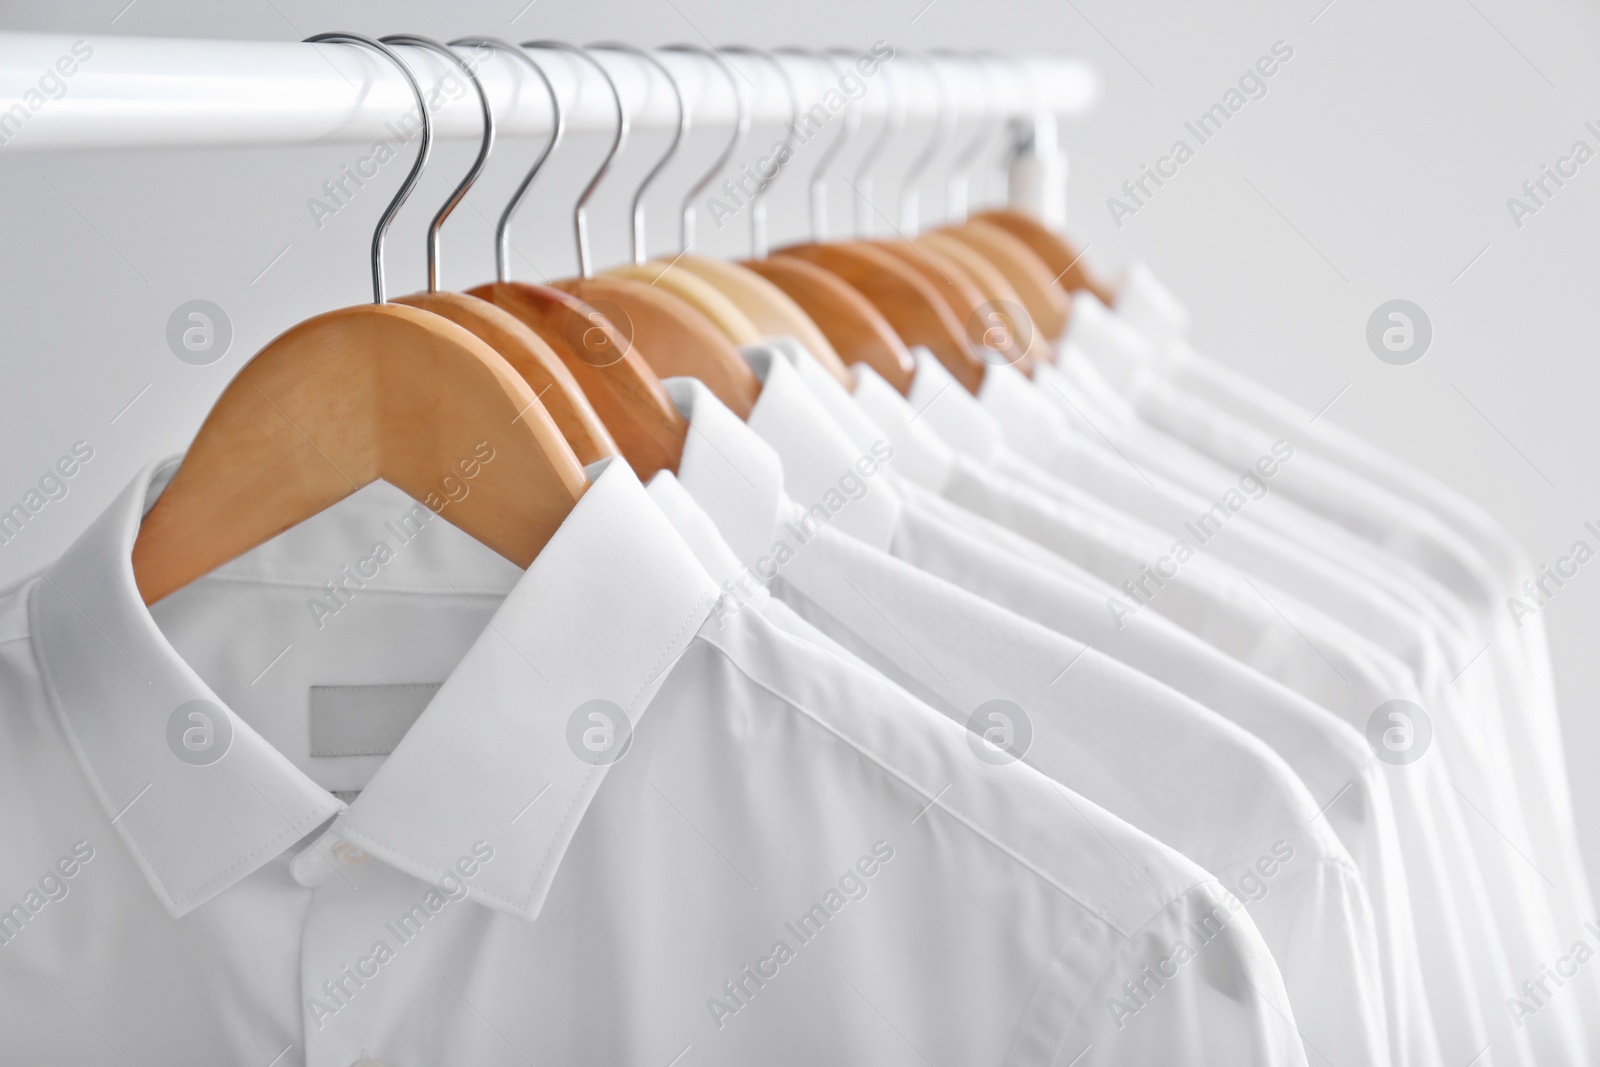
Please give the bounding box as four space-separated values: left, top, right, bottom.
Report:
132 303 586 605
743 255 916 394
940 221 1071 339
778 241 985 394
674 255 853 387
469 281 687 479
396 290 618 466
557 275 761 419
968 209 1115 306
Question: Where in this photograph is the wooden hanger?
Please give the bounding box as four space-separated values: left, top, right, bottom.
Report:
741 254 915 392
553 275 758 416
131 34 586 606
385 35 616 467
462 39 687 478
874 240 988 336
971 207 1116 306
762 50 985 393
915 230 1044 372
605 261 763 344
589 43 760 351
674 254 851 383
536 41 759 418
649 45 853 387
934 51 1100 327
857 47 1001 349
470 282 686 476
781 241 984 393
940 219 1071 339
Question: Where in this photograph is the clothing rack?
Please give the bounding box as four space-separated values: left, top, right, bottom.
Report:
0 33 1097 151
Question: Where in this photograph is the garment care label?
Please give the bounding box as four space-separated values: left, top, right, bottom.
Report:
309 683 442 757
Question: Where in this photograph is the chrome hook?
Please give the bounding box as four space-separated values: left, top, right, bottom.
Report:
662 44 749 252
721 46 801 257
590 44 687 265
449 36 560 284
519 41 626 279
379 35 494 293
303 32 431 304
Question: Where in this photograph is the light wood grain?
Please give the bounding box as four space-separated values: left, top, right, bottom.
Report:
969 208 1116 306
605 261 764 345
743 254 916 394
778 241 986 394
671 254 853 387
916 231 1044 371
132 302 587 605
939 221 1071 340
397 290 618 465
469 280 687 480
556 275 761 420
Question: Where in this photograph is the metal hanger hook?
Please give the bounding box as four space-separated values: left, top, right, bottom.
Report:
775 47 857 242
896 50 951 234
723 45 801 257
379 35 495 294
449 37 560 284
933 50 995 220
662 44 750 253
521 41 627 279
304 33 431 305
840 46 898 239
590 44 687 265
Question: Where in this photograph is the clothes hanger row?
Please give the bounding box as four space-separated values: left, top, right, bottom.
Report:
130 34 1110 606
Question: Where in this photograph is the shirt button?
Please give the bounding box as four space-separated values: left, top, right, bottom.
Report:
333 841 373 865
290 829 350 887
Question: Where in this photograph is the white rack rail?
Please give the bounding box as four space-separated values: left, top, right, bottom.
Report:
0 32 1097 153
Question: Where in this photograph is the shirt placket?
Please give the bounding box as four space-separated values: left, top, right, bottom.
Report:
291 830 419 1067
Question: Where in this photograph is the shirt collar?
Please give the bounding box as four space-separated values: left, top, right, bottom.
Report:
905 348 1006 463
975 361 1073 464
850 365 956 492
742 346 903 552
1042 344 1144 430
1115 261 1190 354
34 457 720 923
662 375 786 571
31 458 344 917
644 470 755 593
335 458 720 922
761 337 891 458
1060 291 1159 395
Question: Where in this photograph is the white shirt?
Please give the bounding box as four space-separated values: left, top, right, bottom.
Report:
979 359 1476 674
1068 286 1600 1059
919 348 1582 1064
663 370 1389 1066
0 455 1308 1066
1114 269 1600 1048
786 344 1497 1067
832 351 1533 1066
984 349 1599 1064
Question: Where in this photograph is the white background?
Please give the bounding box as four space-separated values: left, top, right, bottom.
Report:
2 0 1597 905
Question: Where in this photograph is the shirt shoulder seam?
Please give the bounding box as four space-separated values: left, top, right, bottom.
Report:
695 623 1161 940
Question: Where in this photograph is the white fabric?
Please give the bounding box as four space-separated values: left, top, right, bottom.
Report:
1157 339 1591 971
1062 287 1598 1061
667 370 1385 1065
1113 304 1600 1046
918 350 1555 1064
791 340 1451 1067
0 455 1310 1066
825 349 1530 1066
988 349 1593 1064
